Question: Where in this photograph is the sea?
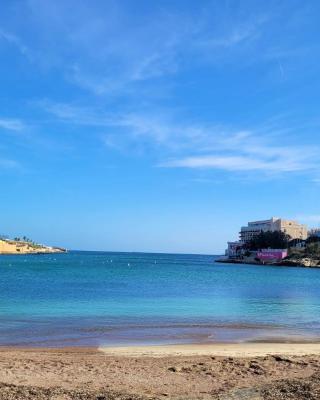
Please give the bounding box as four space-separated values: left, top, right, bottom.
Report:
1 251 320 347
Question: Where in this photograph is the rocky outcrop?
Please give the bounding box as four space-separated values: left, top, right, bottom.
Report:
278 256 320 268
217 255 320 268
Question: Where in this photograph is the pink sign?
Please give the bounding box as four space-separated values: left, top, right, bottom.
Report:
257 250 288 260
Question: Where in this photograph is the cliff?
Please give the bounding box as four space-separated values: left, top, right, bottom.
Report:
0 239 66 255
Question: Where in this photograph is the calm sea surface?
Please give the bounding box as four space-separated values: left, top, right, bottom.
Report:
1 251 320 347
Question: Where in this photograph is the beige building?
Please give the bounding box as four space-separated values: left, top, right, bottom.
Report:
240 217 308 243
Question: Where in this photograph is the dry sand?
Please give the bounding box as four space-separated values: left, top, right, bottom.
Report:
1 344 320 399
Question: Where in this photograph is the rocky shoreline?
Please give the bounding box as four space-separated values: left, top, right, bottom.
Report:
277 255 320 268
0 247 67 255
217 256 320 268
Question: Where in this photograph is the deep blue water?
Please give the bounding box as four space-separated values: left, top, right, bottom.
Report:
1 251 320 347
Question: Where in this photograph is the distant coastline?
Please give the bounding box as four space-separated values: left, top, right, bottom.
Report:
0 238 66 255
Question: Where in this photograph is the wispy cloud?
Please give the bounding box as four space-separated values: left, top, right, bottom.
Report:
0 157 20 170
159 128 318 174
160 153 310 173
39 100 319 176
196 18 263 50
0 29 30 58
65 15 264 95
39 101 100 124
1 1 269 96
0 118 25 131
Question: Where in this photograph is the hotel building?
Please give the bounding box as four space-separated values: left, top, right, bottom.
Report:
240 217 308 243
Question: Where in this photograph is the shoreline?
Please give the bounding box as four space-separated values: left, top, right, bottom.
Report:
2 341 320 357
0 249 67 256
99 342 320 357
216 257 320 268
1 321 319 348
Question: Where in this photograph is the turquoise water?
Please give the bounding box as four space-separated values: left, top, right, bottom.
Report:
1 251 320 347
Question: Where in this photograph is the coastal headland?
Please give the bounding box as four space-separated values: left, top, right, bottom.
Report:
0 238 66 255
1 343 320 399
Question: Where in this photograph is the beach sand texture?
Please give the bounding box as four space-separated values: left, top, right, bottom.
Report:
1 344 320 399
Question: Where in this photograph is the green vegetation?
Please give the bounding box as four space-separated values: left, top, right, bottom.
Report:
13 236 34 243
286 235 320 265
246 231 291 251
306 242 320 255
306 235 320 244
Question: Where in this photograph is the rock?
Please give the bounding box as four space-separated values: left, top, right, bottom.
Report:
272 355 292 363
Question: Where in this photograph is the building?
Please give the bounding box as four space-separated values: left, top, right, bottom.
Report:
240 217 308 243
226 241 244 257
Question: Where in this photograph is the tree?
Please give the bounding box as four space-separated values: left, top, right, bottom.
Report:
306 242 320 255
306 235 320 244
246 231 291 250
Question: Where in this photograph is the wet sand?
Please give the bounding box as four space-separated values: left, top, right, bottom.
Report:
1 344 320 399
100 342 320 357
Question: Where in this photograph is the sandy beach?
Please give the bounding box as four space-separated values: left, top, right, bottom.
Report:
1 343 320 399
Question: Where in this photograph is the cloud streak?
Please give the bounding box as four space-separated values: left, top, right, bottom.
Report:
0 0 270 97
39 100 320 175
0 157 20 170
160 153 312 173
0 118 25 131
0 29 30 57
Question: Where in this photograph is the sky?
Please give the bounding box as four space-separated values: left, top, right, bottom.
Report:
0 0 320 254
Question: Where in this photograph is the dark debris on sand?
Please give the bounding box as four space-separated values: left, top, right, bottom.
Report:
218 372 320 400
261 372 320 400
0 383 152 400
3 377 320 400
2 361 320 400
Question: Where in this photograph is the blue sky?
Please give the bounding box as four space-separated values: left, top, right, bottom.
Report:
1 0 320 254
